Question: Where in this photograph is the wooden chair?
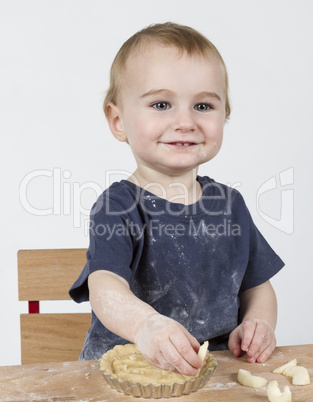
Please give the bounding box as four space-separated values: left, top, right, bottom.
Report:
18 249 91 364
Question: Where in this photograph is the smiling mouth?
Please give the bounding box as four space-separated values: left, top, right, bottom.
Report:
166 142 197 147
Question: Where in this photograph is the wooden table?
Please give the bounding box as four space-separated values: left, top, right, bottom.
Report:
0 344 312 401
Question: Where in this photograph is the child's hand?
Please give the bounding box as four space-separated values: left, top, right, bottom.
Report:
228 318 276 363
134 314 203 376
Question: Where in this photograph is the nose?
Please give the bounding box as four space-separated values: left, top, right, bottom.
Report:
172 108 196 133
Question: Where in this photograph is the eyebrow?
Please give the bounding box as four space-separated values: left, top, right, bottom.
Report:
197 91 221 101
140 89 175 98
140 89 221 101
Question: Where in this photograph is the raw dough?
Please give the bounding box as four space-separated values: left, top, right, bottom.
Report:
99 343 217 386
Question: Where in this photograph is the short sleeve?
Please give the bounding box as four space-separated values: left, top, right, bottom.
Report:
69 196 134 303
240 209 284 292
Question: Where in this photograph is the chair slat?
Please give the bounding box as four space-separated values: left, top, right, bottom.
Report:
18 249 87 301
20 313 91 364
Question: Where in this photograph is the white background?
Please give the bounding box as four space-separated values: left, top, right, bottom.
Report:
1 0 312 366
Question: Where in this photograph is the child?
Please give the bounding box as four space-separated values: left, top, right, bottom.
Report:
70 22 284 376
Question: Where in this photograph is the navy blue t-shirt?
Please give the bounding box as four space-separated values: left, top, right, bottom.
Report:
69 176 284 360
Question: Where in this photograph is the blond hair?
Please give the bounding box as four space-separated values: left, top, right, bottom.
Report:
103 22 231 120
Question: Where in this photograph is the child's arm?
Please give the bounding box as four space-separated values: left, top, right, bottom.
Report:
88 270 202 375
228 280 277 363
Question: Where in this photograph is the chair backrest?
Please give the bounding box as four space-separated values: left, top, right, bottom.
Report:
18 249 91 364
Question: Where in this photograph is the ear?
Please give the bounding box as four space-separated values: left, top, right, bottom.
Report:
106 102 127 142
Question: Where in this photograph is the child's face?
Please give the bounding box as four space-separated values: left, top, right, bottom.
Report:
109 45 226 176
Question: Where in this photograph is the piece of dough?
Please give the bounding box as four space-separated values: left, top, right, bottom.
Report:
237 368 267 388
282 366 311 386
99 343 217 386
273 359 297 374
267 380 292 402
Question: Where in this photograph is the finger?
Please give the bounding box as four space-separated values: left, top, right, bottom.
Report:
169 332 202 370
255 336 276 363
161 339 199 376
247 323 273 362
142 343 178 373
154 351 177 372
240 321 256 353
252 328 276 363
141 351 161 369
178 324 201 353
228 328 243 357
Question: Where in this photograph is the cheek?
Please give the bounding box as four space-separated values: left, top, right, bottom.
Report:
203 120 224 155
215 127 224 151
132 114 165 140
206 119 224 140
216 125 224 145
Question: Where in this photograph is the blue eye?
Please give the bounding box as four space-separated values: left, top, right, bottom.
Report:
195 103 212 112
152 102 170 110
